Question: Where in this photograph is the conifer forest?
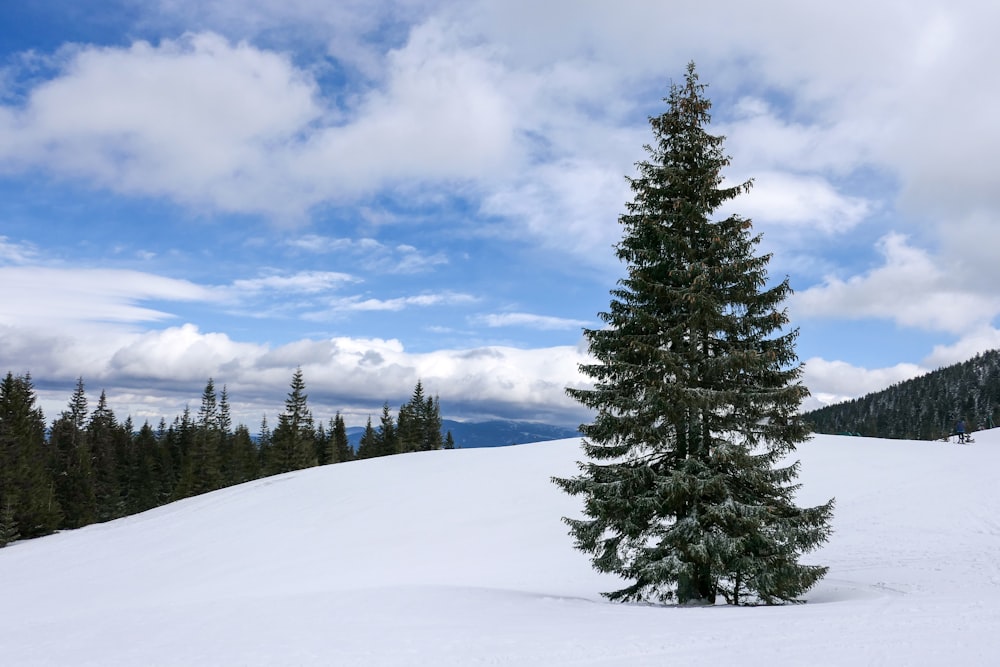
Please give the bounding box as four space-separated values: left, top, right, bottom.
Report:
804 350 1000 441
0 370 448 546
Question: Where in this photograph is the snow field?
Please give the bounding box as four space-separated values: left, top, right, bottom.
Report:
2 432 999 665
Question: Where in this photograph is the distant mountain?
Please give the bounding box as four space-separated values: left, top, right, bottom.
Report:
347 420 580 450
803 349 1000 440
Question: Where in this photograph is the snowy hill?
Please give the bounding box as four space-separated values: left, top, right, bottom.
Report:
2 431 999 665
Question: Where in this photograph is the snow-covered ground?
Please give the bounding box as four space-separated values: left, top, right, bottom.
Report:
2 431 999 666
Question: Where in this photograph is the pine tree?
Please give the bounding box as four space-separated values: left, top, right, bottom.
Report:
50 378 97 528
0 498 19 547
185 378 223 495
397 381 443 452
553 63 834 606
0 373 62 537
88 390 125 520
331 413 352 463
356 416 378 459
269 368 316 474
376 402 398 457
444 431 456 449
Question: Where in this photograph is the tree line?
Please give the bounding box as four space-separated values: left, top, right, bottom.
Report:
0 368 450 547
803 349 1000 440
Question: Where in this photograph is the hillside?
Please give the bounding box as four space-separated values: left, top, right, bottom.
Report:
804 349 1000 440
2 433 999 665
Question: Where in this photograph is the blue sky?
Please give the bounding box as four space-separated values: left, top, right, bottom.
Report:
2 0 998 428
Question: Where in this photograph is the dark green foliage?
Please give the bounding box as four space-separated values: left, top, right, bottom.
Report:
805 349 1000 440
553 63 833 606
0 373 62 539
377 402 398 457
180 378 225 496
397 381 444 452
0 369 448 544
50 378 97 528
356 416 378 459
87 390 128 521
268 368 317 474
329 413 352 464
444 431 456 449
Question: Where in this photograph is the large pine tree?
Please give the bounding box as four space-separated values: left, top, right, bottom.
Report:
554 63 834 606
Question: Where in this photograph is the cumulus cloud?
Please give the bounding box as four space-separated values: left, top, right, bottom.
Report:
793 233 1000 334
16 322 592 427
800 356 926 411
733 171 872 235
0 33 323 217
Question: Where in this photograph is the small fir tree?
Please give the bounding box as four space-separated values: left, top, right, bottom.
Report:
269 368 316 474
554 63 834 606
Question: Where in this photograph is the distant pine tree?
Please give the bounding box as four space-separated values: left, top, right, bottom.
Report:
50 378 97 528
0 373 62 537
269 368 316 474
356 416 378 460
331 413 352 463
554 63 833 606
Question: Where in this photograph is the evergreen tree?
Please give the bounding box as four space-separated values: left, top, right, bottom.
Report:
0 372 61 538
217 385 236 485
167 407 195 501
0 498 19 547
356 416 378 459
397 381 443 452
185 378 223 495
331 413 352 463
230 424 261 484
554 63 833 606
257 415 273 474
444 430 456 449
126 421 163 514
88 390 125 520
376 402 398 457
49 378 97 528
269 368 316 474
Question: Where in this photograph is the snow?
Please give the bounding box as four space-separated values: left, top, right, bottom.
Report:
2 431 1000 665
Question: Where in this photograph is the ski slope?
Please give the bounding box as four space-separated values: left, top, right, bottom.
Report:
2 431 999 666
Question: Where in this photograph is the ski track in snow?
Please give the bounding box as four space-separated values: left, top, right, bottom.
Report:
2 433 1000 665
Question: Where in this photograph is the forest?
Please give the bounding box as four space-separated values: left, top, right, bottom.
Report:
803 350 1000 440
0 369 450 546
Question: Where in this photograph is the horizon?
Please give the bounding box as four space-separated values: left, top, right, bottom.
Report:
3 1 999 427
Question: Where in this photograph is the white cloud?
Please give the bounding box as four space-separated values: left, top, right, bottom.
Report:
472 312 590 331
0 236 38 264
0 266 216 328
285 235 447 274
924 327 1000 370
793 233 1000 334
230 271 358 294
315 291 477 315
12 321 592 426
0 33 324 218
801 356 926 411
733 171 871 235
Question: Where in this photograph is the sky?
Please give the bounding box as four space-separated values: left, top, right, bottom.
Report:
2 432 999 664
2 0 999 428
